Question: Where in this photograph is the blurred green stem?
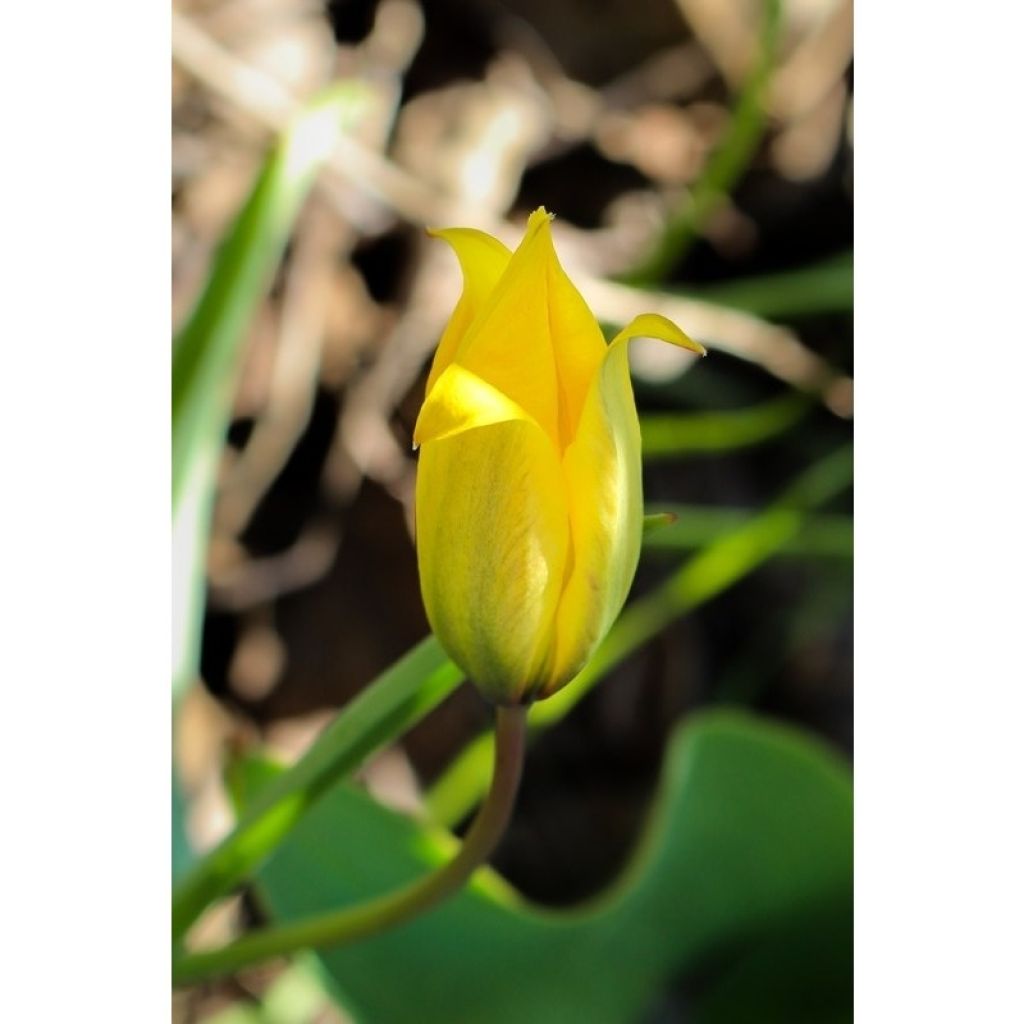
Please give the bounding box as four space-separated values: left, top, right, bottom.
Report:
172 85 366 698
173 705 527 985
623 0 782 284
642 506 851 560
640 392 811 457
678 251 853 319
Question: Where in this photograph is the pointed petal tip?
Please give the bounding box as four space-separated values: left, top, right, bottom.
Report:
612 312 706 358
527 207 555 230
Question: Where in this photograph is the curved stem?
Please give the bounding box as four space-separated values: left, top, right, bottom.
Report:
173 704 528 986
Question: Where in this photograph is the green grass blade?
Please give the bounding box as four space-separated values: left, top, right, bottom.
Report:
678 251 853 319
171 636 463 943
172 84 366 505
171 84 367 697
642 504 852 559
624 0 782 283
640 392 811 457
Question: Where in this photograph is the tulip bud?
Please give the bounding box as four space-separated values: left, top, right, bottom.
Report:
414 209 704 704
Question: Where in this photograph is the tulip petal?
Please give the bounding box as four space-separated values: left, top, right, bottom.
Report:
610 312 707 358
425 228 512 396
541 222 609 446
453 209 607 450
547 313 703 694
416 417 569 705
414 363 540 448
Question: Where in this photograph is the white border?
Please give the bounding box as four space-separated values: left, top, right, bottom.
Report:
3 1 1023 1019
856 2 1024 1018
2 3 169 1019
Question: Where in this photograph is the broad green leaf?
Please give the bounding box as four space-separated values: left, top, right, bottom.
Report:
252 710 852 1024
171 83 368 698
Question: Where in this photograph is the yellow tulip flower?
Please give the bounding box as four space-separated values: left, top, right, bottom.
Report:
414 208 705 704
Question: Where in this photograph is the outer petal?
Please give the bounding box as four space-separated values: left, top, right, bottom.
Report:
414 363 538 448
454 209 607 450
609 313 706 359
546 313 704 695
542 220 608 446
425 228 512 396
416 414 569 705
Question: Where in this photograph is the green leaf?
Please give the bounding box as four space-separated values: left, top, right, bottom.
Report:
642 504 852 560
252 710 852 1023
678 251 853 320
171 636 463 943
172 83 368 506
172 83 368 698
640 392 811 457
172 767 196 885
623 0 783 283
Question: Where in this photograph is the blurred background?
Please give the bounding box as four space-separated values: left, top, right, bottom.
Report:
172 0 852 1019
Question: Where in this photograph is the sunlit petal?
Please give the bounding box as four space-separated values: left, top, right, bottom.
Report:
416 207 701 705
452 210 562 444
416 418 569 704
414 363 541 448
425 228 512 395
547 314 702 693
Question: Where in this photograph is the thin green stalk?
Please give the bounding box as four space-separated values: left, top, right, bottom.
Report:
426 444 853 826
173 705 527 986
623 0 782 284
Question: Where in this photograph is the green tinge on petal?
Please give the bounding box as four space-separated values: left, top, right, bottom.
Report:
417 209 704 704
547 336 642 694
546 311 703 695
416 417 569 705
424 228 512 396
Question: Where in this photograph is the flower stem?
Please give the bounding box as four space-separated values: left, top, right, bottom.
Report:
172 704 527 987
